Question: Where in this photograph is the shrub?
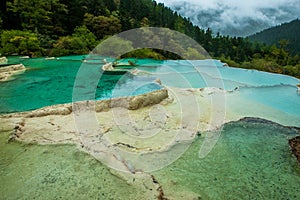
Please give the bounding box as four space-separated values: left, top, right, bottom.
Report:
0 30 42 56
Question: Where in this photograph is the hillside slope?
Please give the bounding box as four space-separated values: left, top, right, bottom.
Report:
249 19 300 55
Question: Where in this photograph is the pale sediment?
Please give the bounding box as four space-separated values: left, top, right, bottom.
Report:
1 87 222 173
0 64 26 82
1 86 300 199
2 86 299 150
0 56 8 64
2 86 299 149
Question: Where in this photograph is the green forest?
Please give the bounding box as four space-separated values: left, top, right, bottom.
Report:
249 19 300 55
0 0 300 78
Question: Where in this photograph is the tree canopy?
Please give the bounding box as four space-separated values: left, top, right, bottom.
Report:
0 0 299 78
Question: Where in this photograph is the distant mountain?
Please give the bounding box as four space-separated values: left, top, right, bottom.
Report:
248 19 300 55
156 0 300 37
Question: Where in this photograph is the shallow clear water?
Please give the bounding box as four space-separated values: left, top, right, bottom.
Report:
0 132 148 200
154 120 300 199
1 120 299 199
137 59 300 117
238 85 300 116
138 59 299 88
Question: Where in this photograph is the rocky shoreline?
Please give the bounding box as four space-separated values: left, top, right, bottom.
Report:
0 64 26 82
0 56 8 64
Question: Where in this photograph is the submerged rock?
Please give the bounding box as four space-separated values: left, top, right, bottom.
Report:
289 136 300 164
45 57 56 60
102 62 114 71
0 56 8 64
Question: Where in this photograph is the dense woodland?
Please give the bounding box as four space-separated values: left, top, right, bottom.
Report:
0 0 299 78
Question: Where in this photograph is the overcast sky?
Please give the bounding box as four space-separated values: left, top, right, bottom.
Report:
156 0 300 36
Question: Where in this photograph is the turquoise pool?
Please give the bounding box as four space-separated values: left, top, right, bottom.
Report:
0 56 162 113
1 56 299 116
